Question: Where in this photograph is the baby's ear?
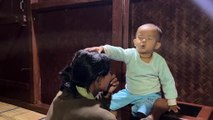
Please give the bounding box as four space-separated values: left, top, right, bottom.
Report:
155 42 161 50
133 39 137 46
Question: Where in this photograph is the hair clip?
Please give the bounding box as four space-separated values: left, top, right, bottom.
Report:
64 82 71 88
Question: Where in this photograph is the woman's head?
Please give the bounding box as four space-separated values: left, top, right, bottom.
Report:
59 50 111 95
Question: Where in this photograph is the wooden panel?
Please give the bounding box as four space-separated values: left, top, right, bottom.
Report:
129 0 213 106
31 0 102 10
0 23 32 102
33 1 113 104
0 0 27 25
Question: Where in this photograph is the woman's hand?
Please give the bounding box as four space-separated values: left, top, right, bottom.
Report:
104 74 119 98
108 74 119 94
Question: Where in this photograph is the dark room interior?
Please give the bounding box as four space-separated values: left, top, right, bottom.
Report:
0 0 213 120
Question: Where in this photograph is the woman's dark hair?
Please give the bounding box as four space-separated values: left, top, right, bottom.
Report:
59 50 111 97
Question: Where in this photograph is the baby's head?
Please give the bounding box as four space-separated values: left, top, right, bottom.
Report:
133 23 162 54
136 23 162 41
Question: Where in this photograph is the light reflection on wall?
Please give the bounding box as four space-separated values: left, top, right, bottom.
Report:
192 0 213 21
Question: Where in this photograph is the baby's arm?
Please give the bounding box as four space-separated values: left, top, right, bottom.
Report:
86 45 129 63
158 59 180 113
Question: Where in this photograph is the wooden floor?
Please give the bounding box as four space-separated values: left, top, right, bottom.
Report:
0 101 46 120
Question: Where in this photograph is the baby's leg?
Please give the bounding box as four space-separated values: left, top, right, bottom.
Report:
110 89 135 118
132 93 161 119
148 98 168 120
110 89 134 110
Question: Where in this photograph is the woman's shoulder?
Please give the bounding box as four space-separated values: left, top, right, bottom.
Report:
81 104 117 120
49 91 117 120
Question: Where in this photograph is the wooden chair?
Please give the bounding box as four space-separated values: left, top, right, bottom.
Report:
118 98 213 120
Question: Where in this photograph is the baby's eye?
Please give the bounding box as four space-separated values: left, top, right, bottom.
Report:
138 36 144 40
147 37 153 40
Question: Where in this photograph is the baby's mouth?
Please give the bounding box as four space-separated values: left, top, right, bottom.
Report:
141 44 145 48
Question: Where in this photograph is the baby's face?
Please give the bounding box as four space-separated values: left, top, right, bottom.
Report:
134 26 160 54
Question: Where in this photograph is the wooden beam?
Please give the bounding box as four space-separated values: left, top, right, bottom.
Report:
122 0 130 48
112 0 123 46
112 0 129 47
31 0 102 10
27 0 41 104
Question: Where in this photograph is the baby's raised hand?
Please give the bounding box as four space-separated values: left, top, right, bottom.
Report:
84 46 104 53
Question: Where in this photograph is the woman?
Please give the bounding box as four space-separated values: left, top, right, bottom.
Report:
46 50 119 120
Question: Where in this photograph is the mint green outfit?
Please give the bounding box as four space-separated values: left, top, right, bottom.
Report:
103 45 177 116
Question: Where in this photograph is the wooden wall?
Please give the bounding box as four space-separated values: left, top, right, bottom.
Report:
0 0 33 103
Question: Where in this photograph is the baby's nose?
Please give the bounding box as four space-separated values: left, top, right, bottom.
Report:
141 38 146 42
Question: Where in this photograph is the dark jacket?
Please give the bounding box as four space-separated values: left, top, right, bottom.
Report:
46 91 116 120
